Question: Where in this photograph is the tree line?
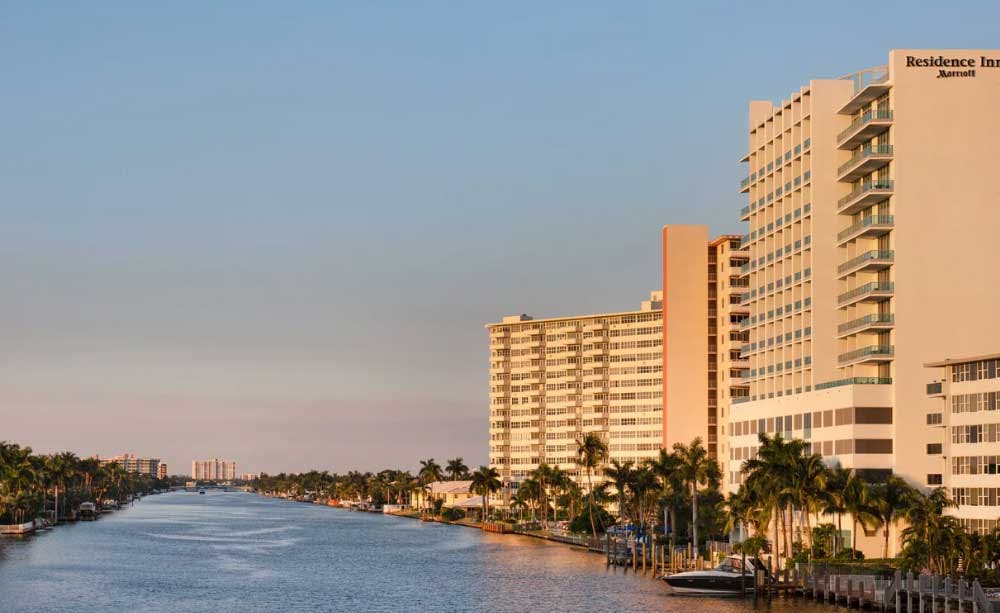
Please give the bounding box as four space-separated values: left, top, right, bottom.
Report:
0 441 169 524
250 432 997 576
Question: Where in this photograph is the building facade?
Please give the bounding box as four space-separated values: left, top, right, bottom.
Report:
98 454 160 478
157 463 167 479
191 458 237 481
487 292 664 490
926 355 1000 534
728 49 1000 552
660 226 750 479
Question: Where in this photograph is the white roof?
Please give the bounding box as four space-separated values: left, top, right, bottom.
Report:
425 480 473 495
452 495 485 508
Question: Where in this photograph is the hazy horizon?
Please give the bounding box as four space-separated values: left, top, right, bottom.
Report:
4 2 998 475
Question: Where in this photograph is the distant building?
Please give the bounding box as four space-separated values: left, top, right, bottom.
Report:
191 458 237 481
157 464 167 479
98 454 160 477
240 473 260 482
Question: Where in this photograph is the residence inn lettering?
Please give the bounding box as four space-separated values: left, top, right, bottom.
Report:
906 55 1000 78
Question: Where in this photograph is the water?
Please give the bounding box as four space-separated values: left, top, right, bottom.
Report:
0 492 837 612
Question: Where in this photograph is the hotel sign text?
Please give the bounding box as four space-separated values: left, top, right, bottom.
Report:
906 55 1000 79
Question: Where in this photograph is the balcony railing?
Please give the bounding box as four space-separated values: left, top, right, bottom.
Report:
837 215 894 242
815 377 893 390
838 281 894 305
837 144 894 177
838 345 894 364
838 109 894 144
838 313 895 335
838 179 894 210
837 250 894 275
740 204 751 218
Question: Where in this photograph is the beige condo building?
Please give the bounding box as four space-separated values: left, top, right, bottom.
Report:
661 226 750 481
487 292 664 489
728 49 1000 553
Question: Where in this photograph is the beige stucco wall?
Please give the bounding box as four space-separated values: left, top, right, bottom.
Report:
889 49 1000 488
662 225 709 449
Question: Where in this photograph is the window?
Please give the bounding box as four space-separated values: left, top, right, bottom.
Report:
927 412 943 425
927 474 943 486
927 443 942 455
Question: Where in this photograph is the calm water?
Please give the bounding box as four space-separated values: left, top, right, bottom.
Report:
0 492 838 612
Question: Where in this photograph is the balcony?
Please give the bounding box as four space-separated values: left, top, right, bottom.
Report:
740 176 751 193
837 144 894 182
837 215 894 245
837 109 894 149
838 344 894 365
730 248 750 261
740 204 751 220
837 250 894 277
927 382 944 397
837 313 894 338
731 358 750 369
838 66 891 114
815 376 892 390
838 281 894 307
838 179 894 214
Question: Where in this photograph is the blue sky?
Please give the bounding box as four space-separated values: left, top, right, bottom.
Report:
3 2 998 474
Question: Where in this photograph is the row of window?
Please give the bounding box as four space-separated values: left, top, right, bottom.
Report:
490 312 663 335
745 203 813 246
952 488 1000 507
744 235 813 273
729 406 893 440
729 437 893 463
743 267 814 304
951 456 1000 475
952 392 1000 414
952 424 1000 444
953 359 1000 383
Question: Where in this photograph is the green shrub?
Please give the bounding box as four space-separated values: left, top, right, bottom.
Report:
441 507 466 521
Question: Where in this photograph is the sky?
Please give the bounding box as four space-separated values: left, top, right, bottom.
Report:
3 2 999 476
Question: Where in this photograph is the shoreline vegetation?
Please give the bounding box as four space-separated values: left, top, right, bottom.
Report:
6 435 1000 587
249 433 1000 586
0 441 196 533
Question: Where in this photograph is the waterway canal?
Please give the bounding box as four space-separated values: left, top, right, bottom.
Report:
0 491 838 612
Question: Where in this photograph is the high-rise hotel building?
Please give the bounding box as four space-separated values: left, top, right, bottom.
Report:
487 292 665 487
729 50 1000 546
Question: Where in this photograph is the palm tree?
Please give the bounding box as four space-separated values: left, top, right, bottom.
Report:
576 432 608 538
823 463 851 556
842 471 877 559
445 458 468 481
872 475 918 559
470 466 501 520
672 437 715 555
646 449 681 545
516 477 541 522
903 487 958 572
786 451 826 554
603 459 635 526
417 459 443 512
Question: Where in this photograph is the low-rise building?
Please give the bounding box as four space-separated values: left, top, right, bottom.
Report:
409 480 475 509
925 354 1000 534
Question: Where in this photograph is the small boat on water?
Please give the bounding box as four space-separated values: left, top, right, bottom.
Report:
198 490 206 495
79 502 97 521
663 555 768 595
